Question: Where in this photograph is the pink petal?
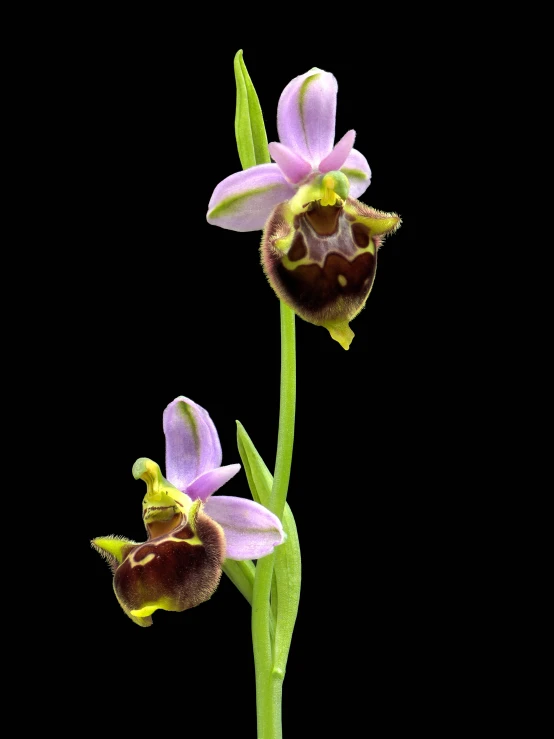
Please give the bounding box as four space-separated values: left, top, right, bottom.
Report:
207 164 296 232
268 142 312 183
186 464 241 503
277 68 337 168
341 147 372 199
204 496 285 560
319 130 356 173
164 397 222 492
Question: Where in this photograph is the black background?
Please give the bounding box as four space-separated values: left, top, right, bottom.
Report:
64 35 443 739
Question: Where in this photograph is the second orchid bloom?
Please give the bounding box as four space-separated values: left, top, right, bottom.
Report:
207 67 401 349
92 397 284 627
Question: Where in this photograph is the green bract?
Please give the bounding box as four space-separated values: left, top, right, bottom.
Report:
234 49 270 170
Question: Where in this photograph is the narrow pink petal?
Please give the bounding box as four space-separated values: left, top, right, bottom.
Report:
268 142 312 183
164 397 222 492
204 496 285 560
341 147 372 199
277 68 337 167
319 130 356 173
186 464 241 503
207 164 296 232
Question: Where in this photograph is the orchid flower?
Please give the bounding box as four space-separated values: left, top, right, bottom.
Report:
92 396 285 627
207 68 401 349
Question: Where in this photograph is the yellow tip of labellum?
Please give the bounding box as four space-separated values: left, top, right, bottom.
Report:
324 321 355 350
130 604 160 618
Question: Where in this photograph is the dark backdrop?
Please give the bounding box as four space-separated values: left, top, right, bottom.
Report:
68 37 435 739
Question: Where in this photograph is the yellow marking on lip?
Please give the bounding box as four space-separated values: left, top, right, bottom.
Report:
130 597 174 618
130 552 155 568
183 534 202 546
337 275 347 287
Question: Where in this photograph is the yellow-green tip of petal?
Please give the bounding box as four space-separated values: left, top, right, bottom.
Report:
324 321 355 350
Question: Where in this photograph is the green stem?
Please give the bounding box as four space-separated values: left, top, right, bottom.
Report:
271 302 297 521
252 302 296 739
252 551 276 738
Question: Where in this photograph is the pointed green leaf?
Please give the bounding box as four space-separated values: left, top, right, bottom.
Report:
236 420 301 674
236 419 272 507
273 504 301 675
234 49 270 170
271 567 279 625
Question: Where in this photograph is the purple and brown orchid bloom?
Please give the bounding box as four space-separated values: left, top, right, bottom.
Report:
207 68 401 349
92 396 284 627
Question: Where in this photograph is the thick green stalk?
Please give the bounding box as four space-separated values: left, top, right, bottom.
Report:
232 50 297 738
271 302 296 521
236 422 301 738
252 551 277 737
253 302 297 738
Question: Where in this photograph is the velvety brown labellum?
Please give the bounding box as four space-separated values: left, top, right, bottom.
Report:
276 251 375 317
261 198 382 326
114 511 225 615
